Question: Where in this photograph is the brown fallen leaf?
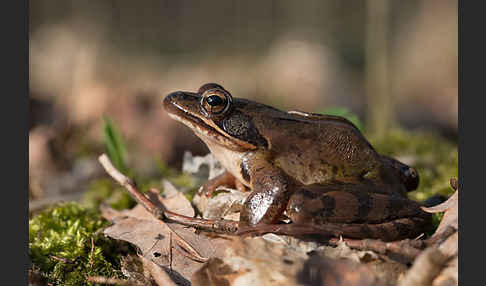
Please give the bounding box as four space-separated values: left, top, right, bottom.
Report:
101 189 221 284
422 183 458 238
193 188 249 221
160 180 195 217
422 182 458 259
139 254 177 286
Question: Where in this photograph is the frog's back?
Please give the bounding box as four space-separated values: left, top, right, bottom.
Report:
271 115 383 185
235 100 404 194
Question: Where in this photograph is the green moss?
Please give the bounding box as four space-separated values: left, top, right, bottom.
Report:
29 202 123 285
368 129 458 201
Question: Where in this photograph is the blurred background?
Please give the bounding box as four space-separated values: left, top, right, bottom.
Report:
29 0 458 209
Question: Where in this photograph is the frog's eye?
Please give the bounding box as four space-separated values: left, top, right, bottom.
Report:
201 90 232 116
207 95 224 107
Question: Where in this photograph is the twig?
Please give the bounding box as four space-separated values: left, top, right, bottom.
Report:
169 232 173 271
86 276 141 286
99 154 238 234
50 255 75 264
98 154 162 219
89 237 95 270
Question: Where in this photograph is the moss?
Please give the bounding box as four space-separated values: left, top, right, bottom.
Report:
29 202 123 285
368 129 458 201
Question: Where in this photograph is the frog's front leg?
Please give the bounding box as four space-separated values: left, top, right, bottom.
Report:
239 154 295 227
199 171 247 197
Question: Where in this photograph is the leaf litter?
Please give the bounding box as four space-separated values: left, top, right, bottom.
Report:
101 153 458 285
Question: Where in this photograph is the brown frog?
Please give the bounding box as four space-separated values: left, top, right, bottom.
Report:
163 83 431 241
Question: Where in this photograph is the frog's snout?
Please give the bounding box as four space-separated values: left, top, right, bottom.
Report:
163 91 183 110
163 90 201 114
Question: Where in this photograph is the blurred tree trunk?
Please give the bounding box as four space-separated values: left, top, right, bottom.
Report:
365 0 393 137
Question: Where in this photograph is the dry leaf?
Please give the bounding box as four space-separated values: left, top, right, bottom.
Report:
160 180 195 217
139 254 177 286
195 189 249 221
422 188 458 238
101 189 216 284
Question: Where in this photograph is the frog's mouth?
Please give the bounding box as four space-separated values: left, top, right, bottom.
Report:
167 109 220 139
164 92 255 151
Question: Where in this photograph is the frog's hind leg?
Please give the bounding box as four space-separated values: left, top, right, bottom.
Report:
285 187 432 241
237 216 431 242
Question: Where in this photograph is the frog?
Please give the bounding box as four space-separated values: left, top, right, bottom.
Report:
163 83 431 241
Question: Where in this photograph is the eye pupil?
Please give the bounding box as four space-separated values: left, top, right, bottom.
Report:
207 95 224 106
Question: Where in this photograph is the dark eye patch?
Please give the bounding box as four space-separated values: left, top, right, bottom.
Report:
216 110 268 148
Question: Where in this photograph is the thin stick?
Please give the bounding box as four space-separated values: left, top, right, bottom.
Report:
98 154 162 219
89 237 95 270
98 154 239 234
86 276 141 286
169 232 173 271
50 255 75 264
